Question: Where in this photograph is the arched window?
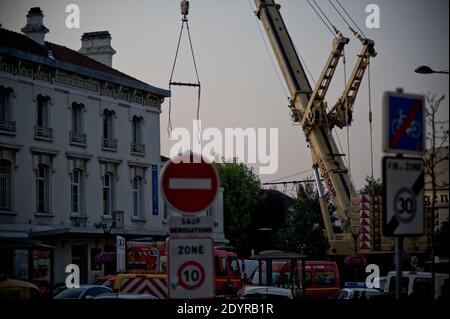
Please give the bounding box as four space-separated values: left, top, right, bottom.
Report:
71 169 82 214
103 172 114 215
36 164 50 213
0 159 12 210
132 176 142 217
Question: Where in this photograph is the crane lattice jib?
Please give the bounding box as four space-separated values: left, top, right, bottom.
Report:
254 0 359 237
300 36 349 135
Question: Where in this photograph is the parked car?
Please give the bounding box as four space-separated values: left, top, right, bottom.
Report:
54 285 112 299
0 278 42 300
238 285 294 300
52 282 68 297
335 288 385 300
373 276 387 291
384 271 449 299
94 292 158 300
95 275 116 288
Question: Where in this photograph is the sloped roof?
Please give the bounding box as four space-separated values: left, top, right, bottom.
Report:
0 28 170 97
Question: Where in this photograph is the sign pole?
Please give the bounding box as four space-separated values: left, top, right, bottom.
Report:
395 236 403 299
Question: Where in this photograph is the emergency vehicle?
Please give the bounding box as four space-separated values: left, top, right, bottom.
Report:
100 241 242 297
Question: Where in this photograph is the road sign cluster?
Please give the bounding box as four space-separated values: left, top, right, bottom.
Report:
382 91 425 237
161 152 218 299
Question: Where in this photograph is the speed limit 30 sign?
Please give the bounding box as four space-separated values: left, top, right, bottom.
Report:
383 157 424 236
168 237 214 299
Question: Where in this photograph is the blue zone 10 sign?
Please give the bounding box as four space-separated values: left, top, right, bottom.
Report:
383 91 425 155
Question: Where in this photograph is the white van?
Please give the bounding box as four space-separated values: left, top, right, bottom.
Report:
384 271 449 299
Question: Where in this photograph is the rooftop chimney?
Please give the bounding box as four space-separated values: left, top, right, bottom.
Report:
21 7 49 46
78 31 116 68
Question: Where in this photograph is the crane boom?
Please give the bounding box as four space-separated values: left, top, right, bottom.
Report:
254 0 374 255
328 39 376 128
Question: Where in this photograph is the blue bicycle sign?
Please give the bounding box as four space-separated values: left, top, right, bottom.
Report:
383 91 425 155
391 109 421 139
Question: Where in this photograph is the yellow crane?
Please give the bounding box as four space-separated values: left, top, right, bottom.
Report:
254 0 376 255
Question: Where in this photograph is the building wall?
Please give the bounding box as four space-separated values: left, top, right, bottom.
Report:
0 71 165 232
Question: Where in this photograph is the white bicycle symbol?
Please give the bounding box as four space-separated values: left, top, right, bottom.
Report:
391 109 421 138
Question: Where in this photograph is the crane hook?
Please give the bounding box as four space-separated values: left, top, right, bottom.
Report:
181 0 189 21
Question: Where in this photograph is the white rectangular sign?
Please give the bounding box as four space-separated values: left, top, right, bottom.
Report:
168 237 214 299
168 216 214 237
116 235 126 272
383 157 424 236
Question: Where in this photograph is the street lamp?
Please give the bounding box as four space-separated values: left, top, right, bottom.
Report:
350 224 360 254
414 65 449 74
95 221 113 248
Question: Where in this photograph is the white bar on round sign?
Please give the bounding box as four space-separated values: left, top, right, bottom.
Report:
169 178 211 190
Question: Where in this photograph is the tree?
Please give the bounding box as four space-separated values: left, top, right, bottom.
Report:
424 93 449 298
435 219 449 257
272 191 330 258
359 175 383 196
213 159 263 256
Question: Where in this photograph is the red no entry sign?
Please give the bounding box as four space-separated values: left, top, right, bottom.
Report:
161 152 219 214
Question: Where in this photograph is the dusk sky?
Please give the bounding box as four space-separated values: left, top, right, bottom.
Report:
1 0 448 190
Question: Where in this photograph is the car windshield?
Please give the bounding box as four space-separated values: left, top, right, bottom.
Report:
54 288 84 299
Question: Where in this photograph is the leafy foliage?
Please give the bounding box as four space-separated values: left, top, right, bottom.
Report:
271 192 329 258
213 159 263 256
359 175 383 196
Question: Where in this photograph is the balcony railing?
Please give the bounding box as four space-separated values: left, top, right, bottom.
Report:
102 137 118 150
131 143 145 155
34 126 53 139
0 120 16 133
70 131 87 145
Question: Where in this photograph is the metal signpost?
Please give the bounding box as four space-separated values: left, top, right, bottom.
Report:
382 90 425 299
161 152 219 299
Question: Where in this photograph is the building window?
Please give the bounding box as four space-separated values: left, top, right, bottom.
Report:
71 169 82 214
102 110 117 150
0 87 15 134
35 95 52 139
103 172 114 216
70 103 86 145
36 164 50 213
131 116 145 155
132 176 142 218
0 159 12 210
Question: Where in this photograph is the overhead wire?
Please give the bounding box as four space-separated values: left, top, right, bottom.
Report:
265 168 314 183
167 4 202 139
306 0 337 38
167 21 185 136
312 0 342 37
328 0 364 42
367 62 374 180
335 0 367 38
343 46 351 178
